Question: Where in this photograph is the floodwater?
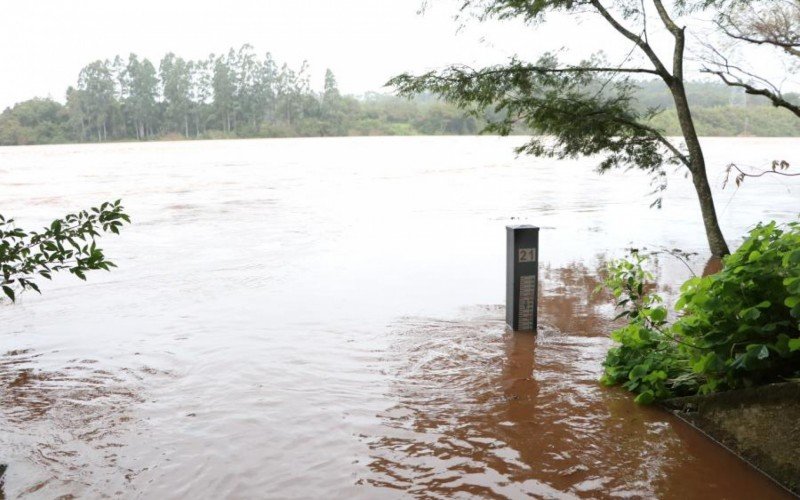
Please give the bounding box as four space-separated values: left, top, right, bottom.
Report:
0 136 797 498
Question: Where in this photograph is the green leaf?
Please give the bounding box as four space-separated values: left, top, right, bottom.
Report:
649 307 667 322
629 364 649 381
2 285 15 302
788 339 800 352
739 307 761 321
634 390 655 405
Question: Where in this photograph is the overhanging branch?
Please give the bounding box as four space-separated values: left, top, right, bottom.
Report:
705 70 800 118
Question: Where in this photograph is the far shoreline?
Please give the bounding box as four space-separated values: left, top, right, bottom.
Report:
2 133 799 150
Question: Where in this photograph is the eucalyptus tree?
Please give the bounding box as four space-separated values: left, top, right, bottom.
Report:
212 52 236 132
111 55 131 138
125 54 159 140
323 69 341 102
190 57 214 136
294 62 315 122
321 69 347 134
77 60 115 142
160 53 193 137
231 44 262 130
256 52 278 128
276 63 299 125
390 0 753 257
65 86 88 141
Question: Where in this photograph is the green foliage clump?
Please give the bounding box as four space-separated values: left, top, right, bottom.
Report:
599 254 697 404
602 220 800 403
0 201 130 303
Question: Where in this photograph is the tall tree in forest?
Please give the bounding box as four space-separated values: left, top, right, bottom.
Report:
275 63 297 125
160 53 193 137
190 57 214 136
65 86 88 141
110 55 131 139
389 0 759 257
323 69 340 102
321 69 347 135
125 54 159 140
275 61 313 127
212 52 236 133
254 52 279 129
77 61 115 142
231 45 260 131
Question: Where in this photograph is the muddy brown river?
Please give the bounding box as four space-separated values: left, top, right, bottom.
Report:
0 136 797 498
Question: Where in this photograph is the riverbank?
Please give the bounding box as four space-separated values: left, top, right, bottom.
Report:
664 382 800 496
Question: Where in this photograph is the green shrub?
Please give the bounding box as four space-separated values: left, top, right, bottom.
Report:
601 219 800 403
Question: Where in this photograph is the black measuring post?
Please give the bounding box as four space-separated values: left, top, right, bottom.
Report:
506 225 540 332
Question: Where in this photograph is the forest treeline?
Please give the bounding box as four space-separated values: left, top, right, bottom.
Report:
1 45 798 146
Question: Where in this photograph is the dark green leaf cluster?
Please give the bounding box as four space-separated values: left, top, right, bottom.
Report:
0 201 130 303
599 253 698 404
675 220 800 392
602 219 800 403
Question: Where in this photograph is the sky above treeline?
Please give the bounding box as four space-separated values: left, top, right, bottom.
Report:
0 0 794 109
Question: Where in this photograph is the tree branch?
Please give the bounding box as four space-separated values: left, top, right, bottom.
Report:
706 70 800 118
617 117 690 167
652 0 680 35
698 40 800 118
437 64 662 79
590 0 673 82
723 160 799 189
650 0 687 81
718 26 800 57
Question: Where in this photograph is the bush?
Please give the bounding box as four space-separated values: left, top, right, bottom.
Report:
601 219 800 403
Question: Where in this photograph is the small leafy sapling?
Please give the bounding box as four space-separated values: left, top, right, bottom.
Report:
0 200 130 302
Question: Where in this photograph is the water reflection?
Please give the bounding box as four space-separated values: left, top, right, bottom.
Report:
0 349 149 497
364 261 790 498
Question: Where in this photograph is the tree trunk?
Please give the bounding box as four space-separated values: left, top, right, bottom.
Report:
690 165 729 257
671 81 730 257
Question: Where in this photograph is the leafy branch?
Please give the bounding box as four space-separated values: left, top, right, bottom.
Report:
0 200 130 302
388 55 685 207
723 160 799 188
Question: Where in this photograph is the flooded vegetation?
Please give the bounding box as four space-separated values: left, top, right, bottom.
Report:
0 136 797 497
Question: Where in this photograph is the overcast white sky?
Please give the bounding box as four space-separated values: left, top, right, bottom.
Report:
0 0 793 109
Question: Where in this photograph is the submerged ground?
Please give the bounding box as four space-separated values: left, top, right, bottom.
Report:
0 136 797 498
